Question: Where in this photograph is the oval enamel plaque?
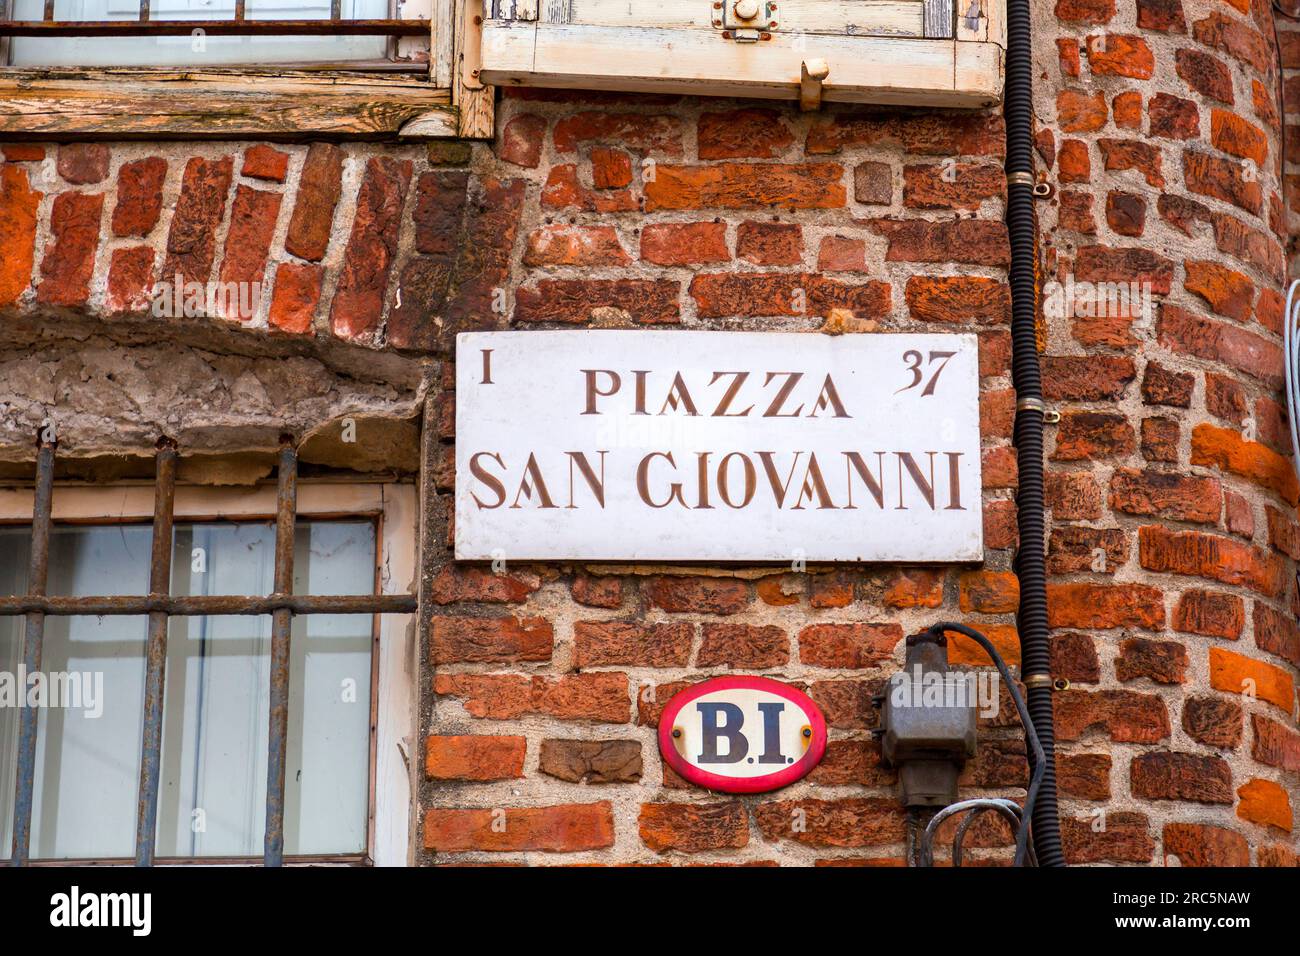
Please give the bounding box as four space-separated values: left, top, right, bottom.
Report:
658 677 827 793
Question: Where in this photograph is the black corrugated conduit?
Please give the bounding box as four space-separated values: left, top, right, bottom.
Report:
1004 0 1065 866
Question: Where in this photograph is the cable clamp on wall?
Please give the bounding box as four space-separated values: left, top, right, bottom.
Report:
1022 673 1054 690
1006 171 1035 187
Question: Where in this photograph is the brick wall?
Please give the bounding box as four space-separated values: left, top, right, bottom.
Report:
0 0 1298 867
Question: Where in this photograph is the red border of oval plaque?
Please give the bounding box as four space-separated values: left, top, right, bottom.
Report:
657 676 828 794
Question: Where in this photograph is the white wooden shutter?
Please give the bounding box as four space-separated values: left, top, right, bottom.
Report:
478 0 1004 108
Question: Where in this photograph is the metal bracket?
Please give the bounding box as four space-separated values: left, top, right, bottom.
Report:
800 58 830 111
716 0 777 40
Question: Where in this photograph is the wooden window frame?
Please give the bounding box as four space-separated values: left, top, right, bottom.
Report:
0 0 494 139
479 0 1005 109
0 476 419 867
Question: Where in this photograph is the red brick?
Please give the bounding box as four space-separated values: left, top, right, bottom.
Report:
984 499 1018 549
1058 190 1096 233
645 576 750 614
1183 695 1243 748
1252 714 1300 771
216 185 281 320
1062 812 1154 863
902 162 1003 210
1058 753 1112 799
574 621 693 667
817 236 865 272
1057 89 1108 132
285 143 343 262
1108 468 1221 523
432 615 554 664
1141 361 1194 406
1112 91 1142 128
1253 603 1300 667
1105 191 1146 236
410 170 469 256
56 143 109 185
112 157 167 237
37 191 103 308
552 112 683 155
1054 689 1171 742
1236 778 1292 832
1184 150 1262 215
1074 244 1174 292
1137 0 1185 31
431 566 540 605
1172 589 1244 638
736 221 802 265
1085 34 1154 78
1051 411 1135 460
1140 417 1180 462
982 446 1019 489
500 113 546 168
810 679 882 730
644 163 843 210
589 147 634 188
882 568 945 608
1266 505 1300 559
1056 0 1115 22
1048 526 1127 574
267 263 322 334
1057 139 1091 182
871 219 1009 265
1140 524 1286 597
754 798 906 847
1225 491 1255 537
1191 423 1298 503
1047 582 1165 630
1184 259 1255 321
958 570 1019 613
1098 138 1163 188
241 145 288 183
697 624 790 668
425 735 526 781
756 575 801 607
639 803 748 853
1148 93 1200 140
1162 822 1249 866
524 225 630 267
698 108 793 159
1192 11 1271 72
425 803 615 852
162 156 233 287
1116 638 1189 684
329 157 412 338
1176 47 1234 103
854 161 893 203
105 245 155 314
689 273 889 320
434 672 630 722
539 739 641 784
805 112 1004 157
1209 645 1295 711
798 623 901 669
1043 355 1135 401
0 165 41 306
1159 308 1281 388
1046 471 1103 520
571 574 624 609
1210 110 1268 167
1 144 43 162
541 164 637 213
905 275 1010 325
1131 751 1232 802
515 278 680 324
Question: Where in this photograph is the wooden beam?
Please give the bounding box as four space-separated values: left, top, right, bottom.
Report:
481 22 1003 108
0 68 455 137
454 0 495 138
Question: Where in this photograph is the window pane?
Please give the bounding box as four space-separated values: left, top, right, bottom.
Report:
0 525 150 861
7 0 390 67
156 520 374 858
0 518 375 862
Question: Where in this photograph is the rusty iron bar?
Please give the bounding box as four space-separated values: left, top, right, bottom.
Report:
133 439 177 868
331 0 341 20
139 0 149 21
10 434 55 867
264 439 297 867
234 0 245 21
0 593 415 615
40 0 51 21
0 19 428 35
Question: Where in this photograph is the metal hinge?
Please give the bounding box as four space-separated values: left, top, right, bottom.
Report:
714 0 778 41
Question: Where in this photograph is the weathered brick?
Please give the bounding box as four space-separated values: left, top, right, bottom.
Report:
736 221 802 265
267 262 322 334
904 276 1009 324
1051 411 1135 460
854 161 893 204
1058 753 1112 799
640 222 729 265
284 143 344 262
515 278 680 324
1057 89 1108 132
1085 34 1154 78
1148 93 1200 140
1131 752 1232 803
1109 468 1221 523
902 162 1003 210
1048 526 1127 575
1047 583 1164 630
1160 310 1281 387
241 145 289 183
1053 689 1170 742
1162 822 1249 866
432 615 554 664
644 163 844 210
571 574 624 609
1209 646 1295 711
1253 603 1300 668
56 143 109 185
1176 48 1234 104
870 218 1009 265
1183 695 1243 748
958 570 1019 613
216 185 281 320
1141 361 1194 406
689 273 889 320
754 798 905 847
639 802 748 852
431 565 540 605
1184 150 1262 215
112 157 167 237
1042 355 1135 401
574 621 693 667
1137 0 1185 32
524 225 630 267
330 156 412 338
539 739 642 784
1062 812 1154 863
434 672 630 722
37 192 103 308
817 236 865 271
1140 417 1180 463
697 623 790 668
105 245 155 314
1098 138 1163 188
500 113 547 168
425 803 615 852
698 108 793 159
645 576 749 614
426 735 526 781
1236 778 1292 832
1172 589 1244 639
1252 714 1300 771
0 165 41 306
798 623 901 669
1116 638 1189 684
1184 259 1255 321
162 156 233 288
553 112 683 154
1140 524 1287 596
1191 423 1298 503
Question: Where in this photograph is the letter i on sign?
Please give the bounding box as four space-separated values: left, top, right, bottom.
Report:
481 349 493 385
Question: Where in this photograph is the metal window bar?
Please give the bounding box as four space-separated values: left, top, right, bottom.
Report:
3 432 417 867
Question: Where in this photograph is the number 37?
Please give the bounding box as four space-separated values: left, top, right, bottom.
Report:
896 350 956 396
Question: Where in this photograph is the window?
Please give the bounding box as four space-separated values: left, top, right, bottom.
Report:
0 0 491 137
0 442 417 865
